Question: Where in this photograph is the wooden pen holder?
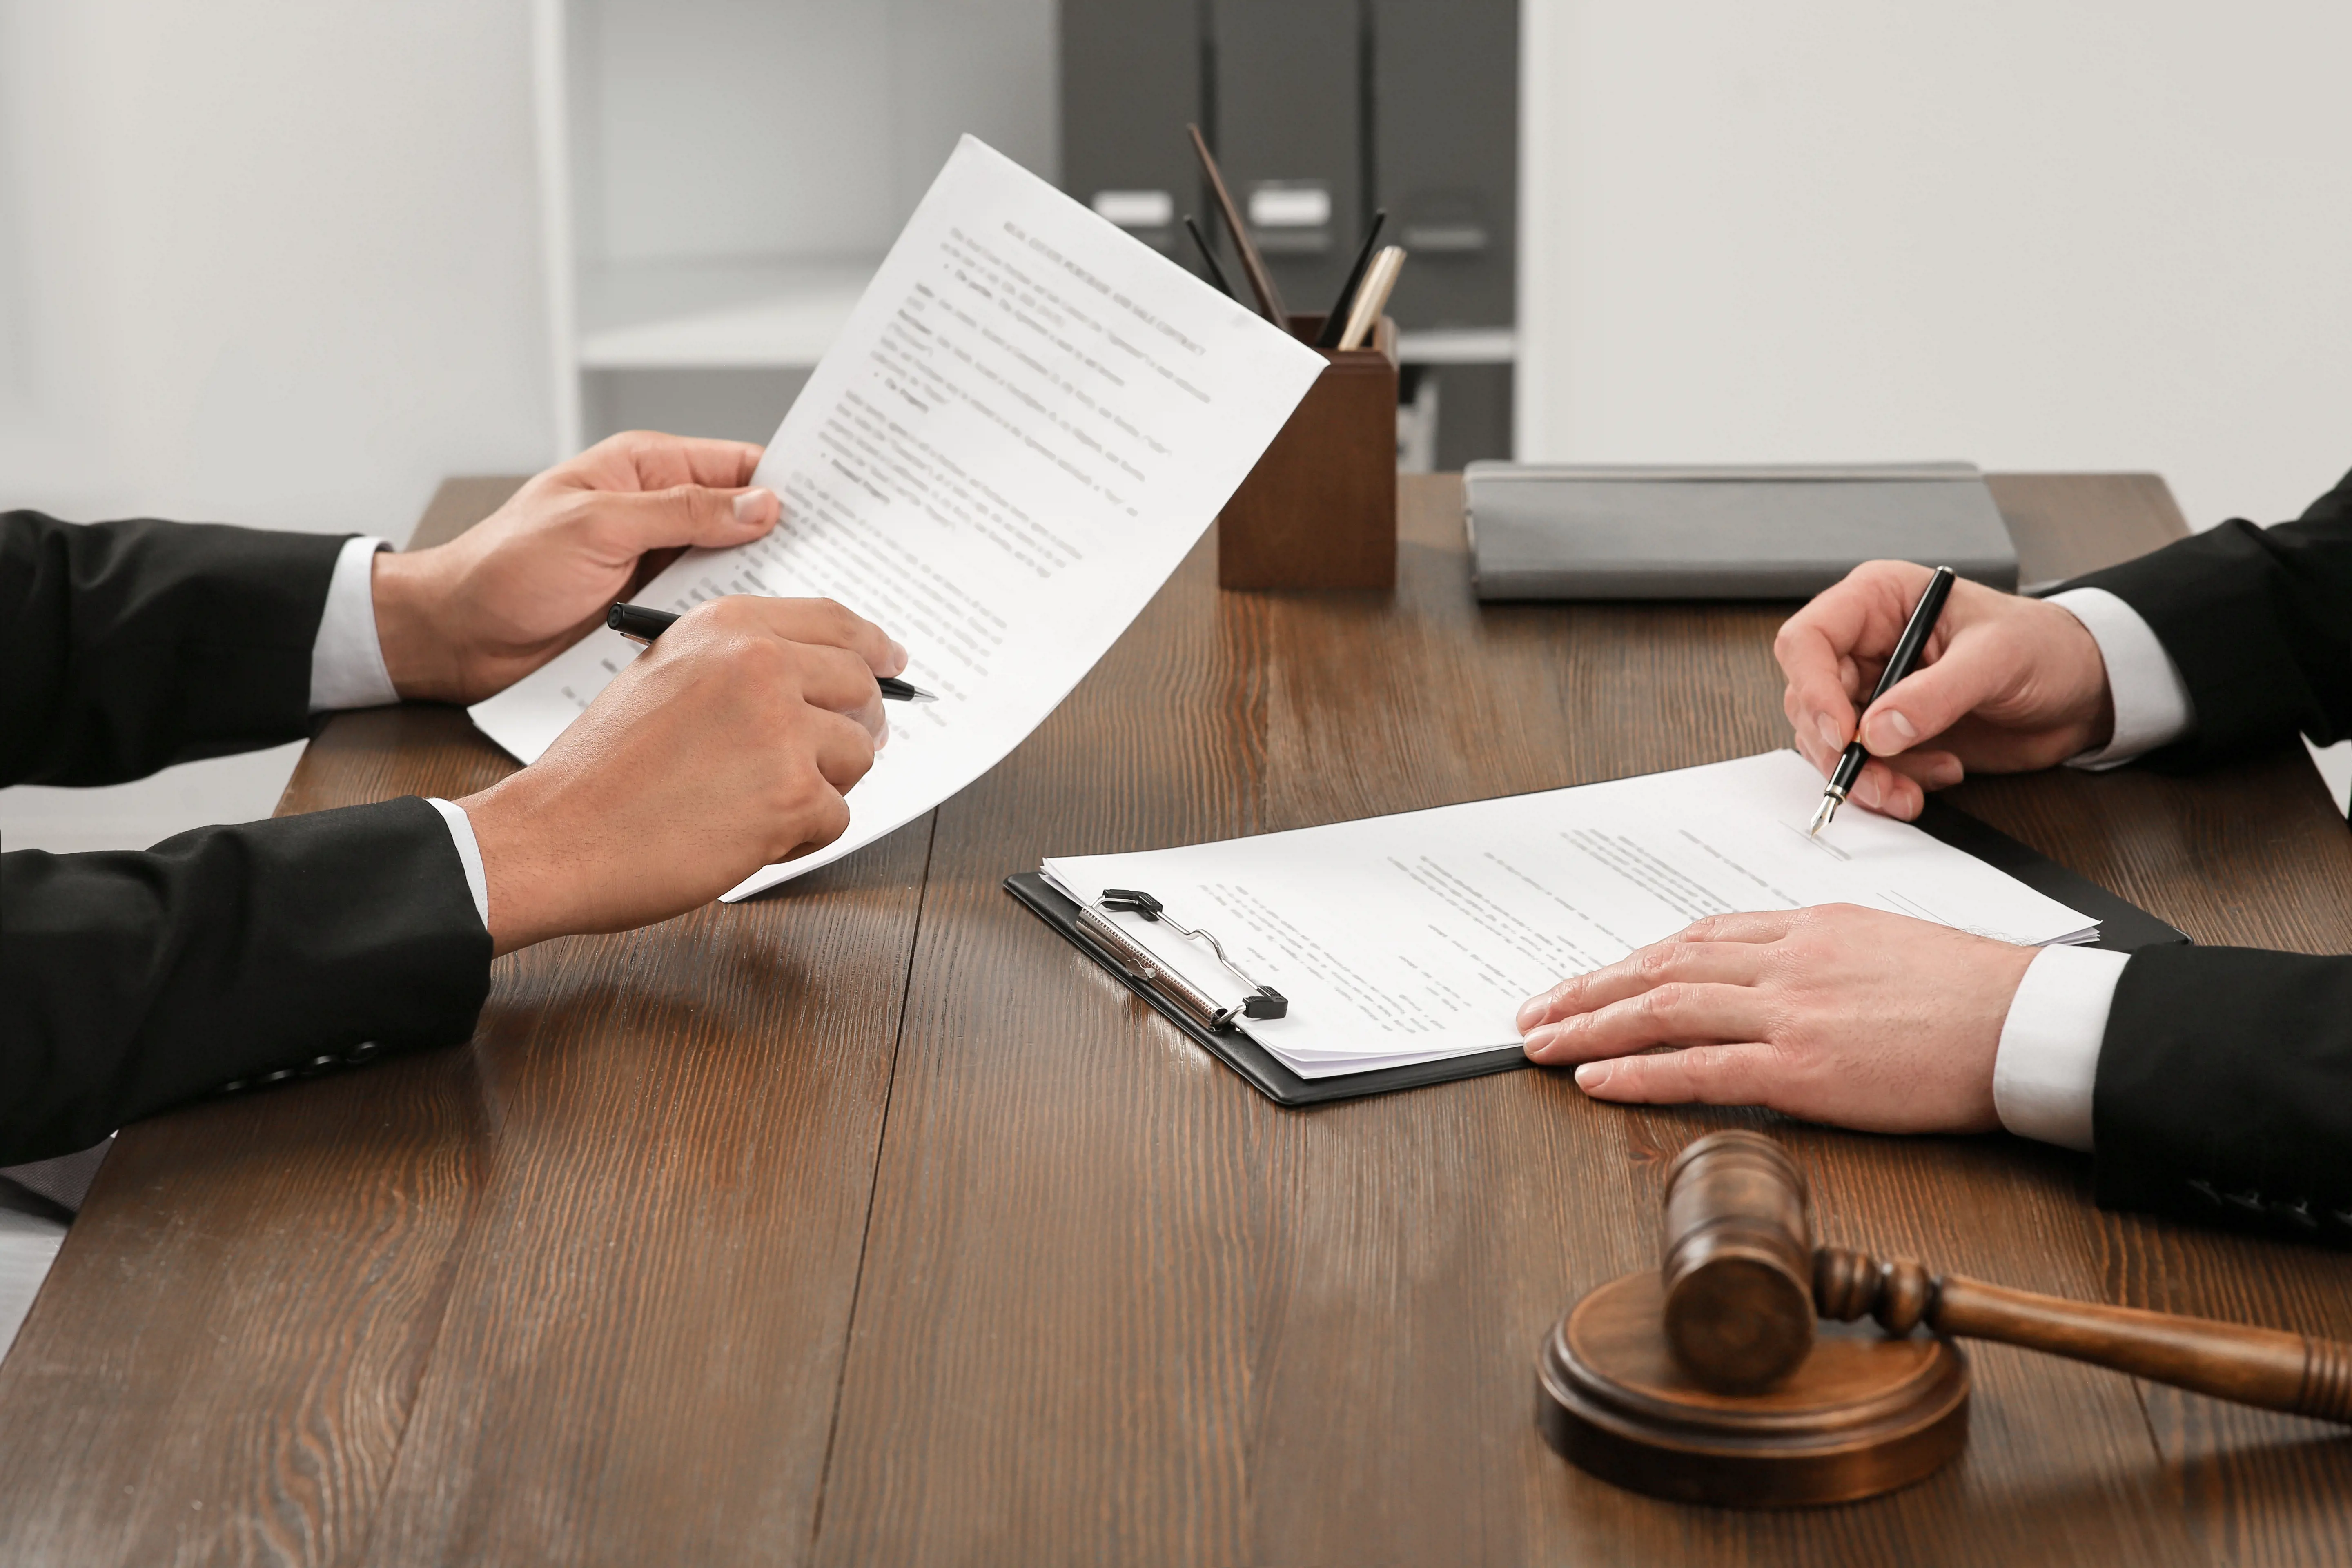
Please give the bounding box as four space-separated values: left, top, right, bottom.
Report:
1217 314 1398 590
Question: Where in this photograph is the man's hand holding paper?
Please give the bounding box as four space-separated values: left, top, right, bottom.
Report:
469 136 1326 900
1516 903 2034 1134
460 594 904 955
1043 752 2099 1084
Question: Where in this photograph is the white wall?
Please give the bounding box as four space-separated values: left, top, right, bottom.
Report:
1517 1 2352 535
579 0 1058 268
1515 1 2352 811
6 3 2345 852
0 0 554 850
0 1 553 535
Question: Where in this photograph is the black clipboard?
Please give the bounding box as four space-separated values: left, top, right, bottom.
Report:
1004 801 2187 1108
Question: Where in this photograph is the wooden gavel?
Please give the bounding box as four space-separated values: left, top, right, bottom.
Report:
1539 1130 2351 1508
1659 1130 2352 1422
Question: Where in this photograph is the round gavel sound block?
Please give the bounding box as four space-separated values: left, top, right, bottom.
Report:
1537 1272 1970 1508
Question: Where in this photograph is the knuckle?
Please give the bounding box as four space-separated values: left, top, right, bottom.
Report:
693 595 747 630
809 795 851 845
1640 984 1690 1021
819 598 868 642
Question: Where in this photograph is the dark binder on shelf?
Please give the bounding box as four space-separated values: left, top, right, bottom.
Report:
1004 801 2186 1108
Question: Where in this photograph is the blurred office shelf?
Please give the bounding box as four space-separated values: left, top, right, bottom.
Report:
1061 0 1519 469
533 0 1054 449
577 258 880 370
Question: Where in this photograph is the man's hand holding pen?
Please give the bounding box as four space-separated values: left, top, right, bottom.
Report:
1777 560 2118 822
340 427 918 956
459 595 907 955
1519 556 2136 1131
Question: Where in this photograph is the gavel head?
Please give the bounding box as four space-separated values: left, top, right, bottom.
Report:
1659 1131 1816 1391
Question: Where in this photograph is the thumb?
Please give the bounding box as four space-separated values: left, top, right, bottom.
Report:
1858 625 2018 756
591 483 779 554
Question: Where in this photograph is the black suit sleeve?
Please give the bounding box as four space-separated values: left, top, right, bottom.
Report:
2 512 489 1165
1 509 351 786
2063 467 2352 767
2095 946 2352 1247
2 797 492 1165
2060 468 2352 1244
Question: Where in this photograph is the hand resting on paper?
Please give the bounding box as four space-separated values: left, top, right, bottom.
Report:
457 595 905 955
372 430 813 704
1515 904 2036 1133
1775 561 2117 821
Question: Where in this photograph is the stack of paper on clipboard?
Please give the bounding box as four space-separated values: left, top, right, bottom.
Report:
1039 751 2100 1081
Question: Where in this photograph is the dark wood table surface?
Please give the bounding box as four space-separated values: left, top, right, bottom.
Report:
4 474 2348 1566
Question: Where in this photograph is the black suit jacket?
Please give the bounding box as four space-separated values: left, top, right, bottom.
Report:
2063 468 2352 1245
1 512 490 1165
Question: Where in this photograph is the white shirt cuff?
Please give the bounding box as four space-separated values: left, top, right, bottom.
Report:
425 797 490 931
1991 944 2130 1152
307 536 399 712
2046 587 2193 770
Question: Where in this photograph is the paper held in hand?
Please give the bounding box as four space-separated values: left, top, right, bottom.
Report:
1041 751 2100 1080
469 136 1325 900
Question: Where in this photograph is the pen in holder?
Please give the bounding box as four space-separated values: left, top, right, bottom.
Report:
1217 313 1399 590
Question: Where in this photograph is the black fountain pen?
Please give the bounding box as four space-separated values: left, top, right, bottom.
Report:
1808 566 1957 837
606 603 937 703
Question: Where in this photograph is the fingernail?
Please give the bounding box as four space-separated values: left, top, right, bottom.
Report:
1815 712 1842 751
1931 756 1964 788
732 488 774 524
1853 773 1881 808
1867 709 1918 752
1574 1062 1609 1090
888 639 909 673
1516 996 1548 1029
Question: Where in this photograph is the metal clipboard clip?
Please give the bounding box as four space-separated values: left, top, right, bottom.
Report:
1075 888 1289 1033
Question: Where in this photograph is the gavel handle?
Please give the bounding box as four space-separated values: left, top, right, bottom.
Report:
1814 1247 2352 1426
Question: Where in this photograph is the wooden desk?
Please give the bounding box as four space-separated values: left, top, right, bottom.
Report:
4 476 2348 1566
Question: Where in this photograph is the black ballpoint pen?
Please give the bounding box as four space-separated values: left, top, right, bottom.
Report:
606 603 937 703
1808 565 1957 836
1183 215 1236 299
1314 209 1388 349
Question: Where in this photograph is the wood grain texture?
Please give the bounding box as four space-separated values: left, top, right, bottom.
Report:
3 472 2345 1566
0 481 934 1568
1984 472 2189 589
810 476 2345 1566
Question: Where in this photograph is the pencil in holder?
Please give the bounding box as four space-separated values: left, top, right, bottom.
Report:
1217 314 1398 590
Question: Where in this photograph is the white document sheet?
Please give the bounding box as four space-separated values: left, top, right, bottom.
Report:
1044 751 2099 1078
470 136 1325 899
